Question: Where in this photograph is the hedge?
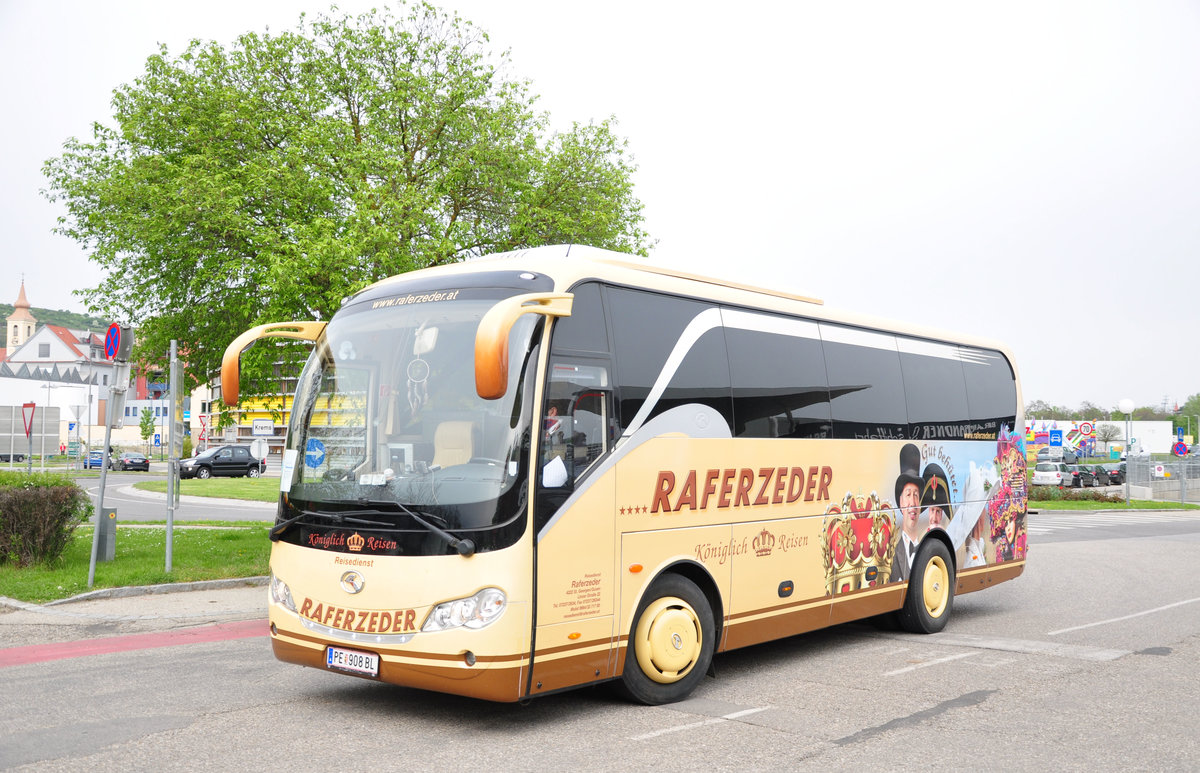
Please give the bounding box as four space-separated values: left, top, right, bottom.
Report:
0 471 93 567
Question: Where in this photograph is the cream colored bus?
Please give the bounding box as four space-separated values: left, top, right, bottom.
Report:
222 245 1028 704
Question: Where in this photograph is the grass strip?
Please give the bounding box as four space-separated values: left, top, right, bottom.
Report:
0 523 271 604
134 478 279 503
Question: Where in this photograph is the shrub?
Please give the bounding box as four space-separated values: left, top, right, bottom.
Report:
1029 485 1124 503
182 434 193 459
0 471 93 567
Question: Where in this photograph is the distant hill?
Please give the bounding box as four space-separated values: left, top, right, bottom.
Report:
0 305 110 349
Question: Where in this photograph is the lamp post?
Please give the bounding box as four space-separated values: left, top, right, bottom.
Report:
1119 398 1134 502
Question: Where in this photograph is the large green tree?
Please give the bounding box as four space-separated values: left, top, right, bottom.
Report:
44 2 650 398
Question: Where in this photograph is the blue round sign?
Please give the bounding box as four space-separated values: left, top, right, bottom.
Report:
305 438 326 468
105 324 121 359
1173 441 1188 457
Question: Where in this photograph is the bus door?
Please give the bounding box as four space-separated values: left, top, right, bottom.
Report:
529 359 620 695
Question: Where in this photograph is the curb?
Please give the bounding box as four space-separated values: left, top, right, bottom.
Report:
0 576 268 612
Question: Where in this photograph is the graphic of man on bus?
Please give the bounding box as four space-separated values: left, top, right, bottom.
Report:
889 443 924 582
921 462 953 532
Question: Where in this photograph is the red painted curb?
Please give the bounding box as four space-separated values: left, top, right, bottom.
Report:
0 619 268 668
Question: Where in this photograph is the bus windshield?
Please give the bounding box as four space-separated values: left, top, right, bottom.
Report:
279 288 540 549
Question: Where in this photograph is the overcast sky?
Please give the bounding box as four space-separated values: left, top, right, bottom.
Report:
2 1 1198 413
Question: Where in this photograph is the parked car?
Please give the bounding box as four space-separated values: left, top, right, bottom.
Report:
0 452 25 463
111 452 150 472
1099 462 1126 485
1065 464 1095 488
1087 464 1109 486
85 450 105 469
1031 461 1071 486
1036 446 1078 464
179 445 266 479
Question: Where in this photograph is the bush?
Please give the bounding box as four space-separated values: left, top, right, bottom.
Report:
182 434 193 459
1029 485 1124 503
0 471 93 567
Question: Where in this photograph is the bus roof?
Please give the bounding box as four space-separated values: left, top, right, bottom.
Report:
357 244 1018 362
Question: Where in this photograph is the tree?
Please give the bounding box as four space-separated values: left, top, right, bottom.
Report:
1095 422 1122 450
139 408 155 450
43 2 650 400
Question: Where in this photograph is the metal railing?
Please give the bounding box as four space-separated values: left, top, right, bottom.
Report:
1126 457 1200 504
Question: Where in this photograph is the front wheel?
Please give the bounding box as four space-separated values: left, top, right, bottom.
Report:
196 466 212 479
898 539 955 634
620 574 714 705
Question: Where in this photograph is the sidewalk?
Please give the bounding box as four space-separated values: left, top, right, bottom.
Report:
0 578 268 649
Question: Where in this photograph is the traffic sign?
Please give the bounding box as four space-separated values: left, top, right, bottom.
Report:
104 323 133 361
1080 422 1094 436
1178 427 1185 442
154 433 161 446
1049 430 1063 447
21 403 35 438
1174 441 1188 456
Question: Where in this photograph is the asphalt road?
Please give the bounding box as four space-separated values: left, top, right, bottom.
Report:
75 470 276 522
1 511 1198 770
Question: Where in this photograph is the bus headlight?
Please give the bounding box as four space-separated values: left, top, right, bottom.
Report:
422 588 507 632
270 572 297 613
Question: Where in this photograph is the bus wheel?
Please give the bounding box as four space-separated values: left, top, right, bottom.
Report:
898 540 954 634
620 574 714 705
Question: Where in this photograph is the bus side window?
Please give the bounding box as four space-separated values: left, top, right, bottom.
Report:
536 360 613 528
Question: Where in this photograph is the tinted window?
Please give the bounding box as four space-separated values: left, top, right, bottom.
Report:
607 287 733 434
820 325 907 439
961 347 1018 434
898 337 970 440
552 282 608 353
725 310 831 439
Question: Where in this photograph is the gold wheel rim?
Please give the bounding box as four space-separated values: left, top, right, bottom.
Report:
633 596 703 684
923 555 950 618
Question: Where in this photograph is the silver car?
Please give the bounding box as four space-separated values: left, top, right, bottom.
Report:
1031 461 1071 486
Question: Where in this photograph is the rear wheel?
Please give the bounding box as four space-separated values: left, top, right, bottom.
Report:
620 574 714 705
248 467 261 478
898 540 954 634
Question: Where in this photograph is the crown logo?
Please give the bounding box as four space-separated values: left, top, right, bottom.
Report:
346 532 365 552
820 492 895 596
752 528 775 557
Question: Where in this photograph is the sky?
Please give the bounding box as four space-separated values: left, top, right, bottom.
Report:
2 0 1198 413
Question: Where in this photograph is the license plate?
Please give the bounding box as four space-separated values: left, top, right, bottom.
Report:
326 646 379 677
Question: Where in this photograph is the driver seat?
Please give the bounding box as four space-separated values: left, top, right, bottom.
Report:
433 421 474 468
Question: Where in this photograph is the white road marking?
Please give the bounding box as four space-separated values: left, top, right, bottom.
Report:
884 651 978 676
629 706 769 741
1047 596 1200 636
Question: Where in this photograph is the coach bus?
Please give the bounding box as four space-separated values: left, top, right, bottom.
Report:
221 244 1027 704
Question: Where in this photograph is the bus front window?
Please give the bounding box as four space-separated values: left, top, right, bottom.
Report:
279 289 541 554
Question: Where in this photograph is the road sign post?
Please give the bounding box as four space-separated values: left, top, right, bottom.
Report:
21 403 34 474
90 324 135 588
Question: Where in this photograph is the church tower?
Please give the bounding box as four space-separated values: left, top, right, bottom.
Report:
6 280 37 359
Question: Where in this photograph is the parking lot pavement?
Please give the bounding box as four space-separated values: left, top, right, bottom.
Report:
0 579 268 650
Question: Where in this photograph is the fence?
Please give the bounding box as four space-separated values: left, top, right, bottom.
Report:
1126 456 1200 504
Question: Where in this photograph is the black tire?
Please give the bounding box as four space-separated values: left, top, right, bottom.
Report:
620 574 714 705
248 466 261 478
898 539 955 634
196 466 212 479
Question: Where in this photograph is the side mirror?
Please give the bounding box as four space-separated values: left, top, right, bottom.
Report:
475 293 573 399
220 321 327 405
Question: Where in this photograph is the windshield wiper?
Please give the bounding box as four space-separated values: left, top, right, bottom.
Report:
268 508 391 542
364 499 475 557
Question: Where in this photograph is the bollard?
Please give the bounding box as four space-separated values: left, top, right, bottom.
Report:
96 507 117 562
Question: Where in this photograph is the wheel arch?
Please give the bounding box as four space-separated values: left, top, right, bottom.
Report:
636 559 725 651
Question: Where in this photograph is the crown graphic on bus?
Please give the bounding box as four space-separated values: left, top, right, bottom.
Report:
821 492 896 596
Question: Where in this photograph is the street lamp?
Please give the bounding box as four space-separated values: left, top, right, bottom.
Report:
1119 398 1134 502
